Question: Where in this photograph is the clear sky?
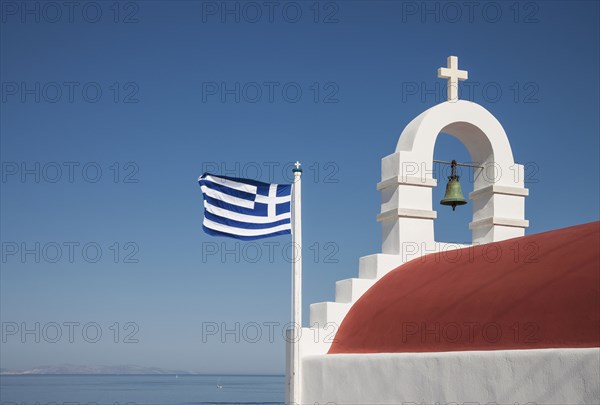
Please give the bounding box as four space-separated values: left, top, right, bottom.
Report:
1 0 598 374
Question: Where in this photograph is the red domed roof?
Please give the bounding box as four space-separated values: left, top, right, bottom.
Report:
329 222 600 354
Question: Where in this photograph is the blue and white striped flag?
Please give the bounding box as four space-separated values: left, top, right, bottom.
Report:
198 173 292 240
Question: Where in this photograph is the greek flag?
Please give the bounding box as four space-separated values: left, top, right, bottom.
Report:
198 173 292 240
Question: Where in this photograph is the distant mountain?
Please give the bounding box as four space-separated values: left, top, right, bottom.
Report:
0 364 194 375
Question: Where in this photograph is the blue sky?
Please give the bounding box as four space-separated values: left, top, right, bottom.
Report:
1 0 598 374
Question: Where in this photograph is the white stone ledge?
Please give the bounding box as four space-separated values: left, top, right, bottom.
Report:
358 254 404 280
335 278 375 303
377 208 437 222
296 327 332 357
377 176 437 190
310 301 351 328
469 184 529 199
469 216 530 229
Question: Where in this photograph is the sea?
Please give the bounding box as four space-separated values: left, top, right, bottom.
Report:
0 374 285 405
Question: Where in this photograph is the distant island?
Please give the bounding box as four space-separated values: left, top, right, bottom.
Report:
0 364 195 375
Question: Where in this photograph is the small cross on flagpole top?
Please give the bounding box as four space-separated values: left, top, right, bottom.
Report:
438 56 468 102
293 161 302 172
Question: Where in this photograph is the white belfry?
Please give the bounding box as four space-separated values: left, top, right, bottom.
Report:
438 55 468 101
293 57 532 404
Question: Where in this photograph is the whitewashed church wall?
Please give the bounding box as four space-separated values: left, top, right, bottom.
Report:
302 348 600 405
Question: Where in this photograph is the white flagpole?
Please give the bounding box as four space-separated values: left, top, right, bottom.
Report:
291 161 302 405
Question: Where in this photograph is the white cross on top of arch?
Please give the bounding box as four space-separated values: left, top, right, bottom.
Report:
437 56 468 102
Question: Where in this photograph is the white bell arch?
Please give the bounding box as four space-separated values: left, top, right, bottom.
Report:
378 100 529 256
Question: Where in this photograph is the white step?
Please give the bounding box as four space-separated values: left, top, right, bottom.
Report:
309 301 352 328
335 278 376 303
358 253 403 280
297 327 334 356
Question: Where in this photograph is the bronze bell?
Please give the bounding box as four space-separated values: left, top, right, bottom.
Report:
440 160 467 211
